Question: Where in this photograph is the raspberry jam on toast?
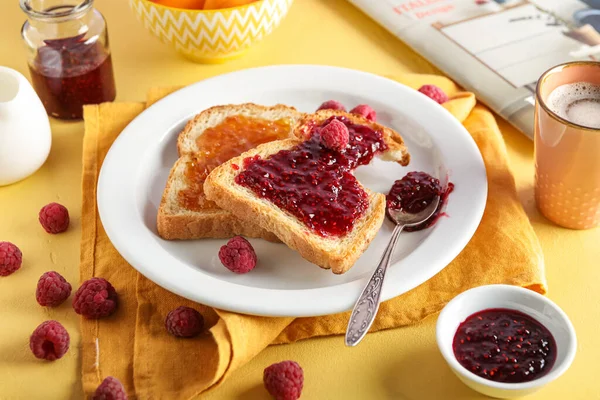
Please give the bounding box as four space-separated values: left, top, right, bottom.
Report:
235 116 388 237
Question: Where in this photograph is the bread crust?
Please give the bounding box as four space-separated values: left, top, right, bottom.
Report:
204 112 410 274
157 209 280 242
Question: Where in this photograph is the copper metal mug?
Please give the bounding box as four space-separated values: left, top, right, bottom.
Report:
535 61 600 230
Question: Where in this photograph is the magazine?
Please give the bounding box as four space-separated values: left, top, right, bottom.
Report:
348 0 600 139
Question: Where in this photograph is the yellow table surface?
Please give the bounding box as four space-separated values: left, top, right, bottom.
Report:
1 0 599 399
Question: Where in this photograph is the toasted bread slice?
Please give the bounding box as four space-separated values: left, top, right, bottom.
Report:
157 153 281 241
204 112 410 274
157 103 302 241
176 103 303 155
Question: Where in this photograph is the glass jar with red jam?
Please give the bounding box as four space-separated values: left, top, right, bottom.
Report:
20 0 116 120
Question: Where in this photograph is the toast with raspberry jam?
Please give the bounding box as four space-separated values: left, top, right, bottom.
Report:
204 110 410 274
157 103 303 241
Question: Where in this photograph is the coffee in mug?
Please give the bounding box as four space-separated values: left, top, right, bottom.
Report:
535 61 600 230
546 82 600 129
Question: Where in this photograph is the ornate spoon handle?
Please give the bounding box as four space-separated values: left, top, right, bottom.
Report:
345 223 405 347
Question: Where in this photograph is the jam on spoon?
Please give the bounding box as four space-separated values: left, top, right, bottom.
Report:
453 308 557 383
386 171 454 231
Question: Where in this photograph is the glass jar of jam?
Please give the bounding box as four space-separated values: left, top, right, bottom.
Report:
20 0 116 120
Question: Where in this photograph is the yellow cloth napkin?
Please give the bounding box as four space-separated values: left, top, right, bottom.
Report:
80 74 546 399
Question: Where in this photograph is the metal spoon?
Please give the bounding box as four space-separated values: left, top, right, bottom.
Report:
345 196 441 347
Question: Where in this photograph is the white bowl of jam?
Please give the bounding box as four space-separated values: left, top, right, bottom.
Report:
436 284 576 399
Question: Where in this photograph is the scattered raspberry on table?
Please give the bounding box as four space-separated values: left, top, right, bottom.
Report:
36 271 72 307
349 104 377 121
93 376 128 400
39 202 70 234
320 119 349 152
73 277 118 319
218 236 257 274
29 320 70 361
417 84 449 104
263 360 304 400
0 241 22 276
316 100 346 112
165 306 205 338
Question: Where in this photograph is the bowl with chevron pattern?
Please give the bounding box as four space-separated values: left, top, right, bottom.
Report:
129 0 293 63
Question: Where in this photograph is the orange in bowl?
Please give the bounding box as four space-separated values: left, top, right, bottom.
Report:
131 0 293 63
149 0 205 9
203 0 257 9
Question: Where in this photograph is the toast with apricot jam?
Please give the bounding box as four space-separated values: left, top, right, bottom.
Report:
157 103 303 241
204 110 410 274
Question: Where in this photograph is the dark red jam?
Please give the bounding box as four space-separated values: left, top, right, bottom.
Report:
28 34 116 120
453 308 556 384
386 171 453 232
235 116 388 237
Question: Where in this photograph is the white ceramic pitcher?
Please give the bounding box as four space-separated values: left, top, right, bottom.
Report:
0 66 51 186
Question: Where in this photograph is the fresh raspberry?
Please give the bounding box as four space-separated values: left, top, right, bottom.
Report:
349 104 377 121
165 306 204 338
36 271 72 307
320 119 349 152
39 202 70 234
418 84 449 104
263 360 304 400
316 100 346 112
73 277 118 319
29 320 70 361
93 376 128 400
0 241 22 276
218 236 257 274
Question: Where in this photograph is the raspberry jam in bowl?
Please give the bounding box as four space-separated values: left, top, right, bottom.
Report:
453 309 556 383
436 285 576 399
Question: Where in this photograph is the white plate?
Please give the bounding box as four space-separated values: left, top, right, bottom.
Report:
98 65 487 317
